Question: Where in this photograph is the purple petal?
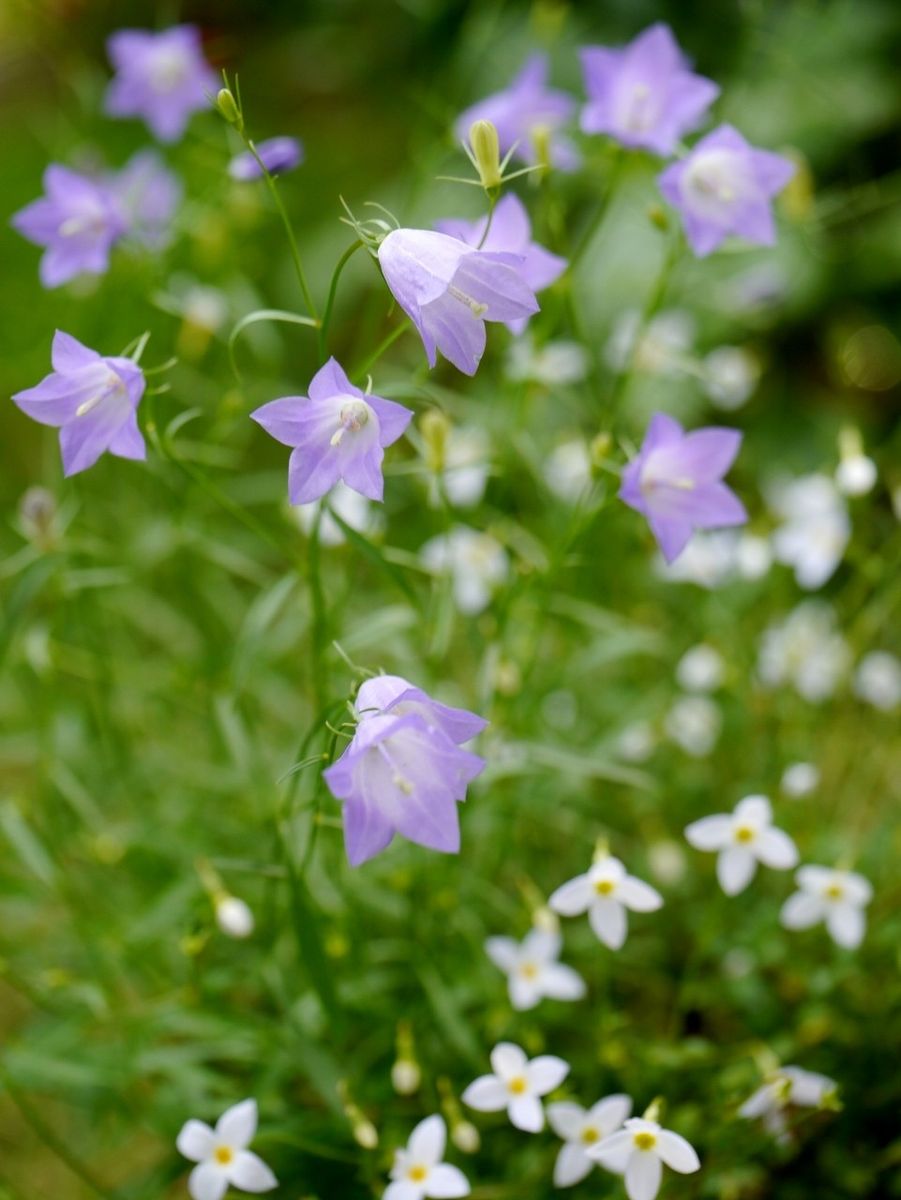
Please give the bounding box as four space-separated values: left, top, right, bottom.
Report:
308 356 360 402
366 394 413 445
340 443 385 502
341 796 395 866
420 292 486 375
648 511 695 563
250 396 310 446
452 252 539 322
668 427 742 480
287 443 343 505
108 414 147 461
52 331 100 373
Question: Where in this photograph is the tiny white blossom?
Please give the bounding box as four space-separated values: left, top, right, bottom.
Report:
543 439 592 503
508 334 589 386
835 453 877 496
588 1117 700 1200
739 1065 838 1139
780 762 820 798
384 1115 470 1200
685 795 798 895
617 720 656 763
420 526 509 615
176 1099 276 1200
656 529 742 588
664 695 721 757
853 650 901 711
604 309 694 376
675 644 724 692
769 474 849 590
547 1094 632 1187
440 426 490 508
462 1042 569 1133
549 854 663 951
485 928 586 1011
735 533 772 580
780 865 872 949
702 345 760 411
293 480 377 546
215 895 254 939
758 602 850 702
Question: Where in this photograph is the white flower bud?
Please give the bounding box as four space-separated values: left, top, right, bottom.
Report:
835 454 877 496
391 1059 421 1095
215 895 254 939
451 1120 480 1154
780 762 819 798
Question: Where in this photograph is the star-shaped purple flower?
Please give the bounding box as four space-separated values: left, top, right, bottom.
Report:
250 357 413 505
658 124 796 256
112 149 182 249
13 331 146 476
580 23 719 156
11 166 127 288
229 137 304 182
455 54 580 171
436 194 566 334
619 412 747 563
104 25 217 143
377 228 539 375
324 675 487 866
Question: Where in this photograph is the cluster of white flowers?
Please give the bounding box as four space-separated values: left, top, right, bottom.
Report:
420 525 509 615
758 601 850 702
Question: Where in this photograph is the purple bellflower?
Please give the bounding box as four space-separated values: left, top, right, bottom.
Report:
455 54 580 171
658 125 796 256
436 193 566 334
619 412 747 563
11 166 127 288
229 137 304 181
324 675 487 866
13 332 146 477
250 357 412 505
105 25 216 143
580 23 719 156
377 228 539 375
112 149 182 249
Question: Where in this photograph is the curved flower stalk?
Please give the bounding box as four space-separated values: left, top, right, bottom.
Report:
105 25 217 142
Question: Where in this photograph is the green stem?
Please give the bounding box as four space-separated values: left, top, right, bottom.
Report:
307 508 328 715
476 194 498 249
569 152 624 270
352 320 411 381
318 241 364 362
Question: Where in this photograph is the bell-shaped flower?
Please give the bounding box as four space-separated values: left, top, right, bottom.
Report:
580 23 718 156
619 412 747 563
436 194 566 334
658 124 795 257
13 331 146 477
462 1042 569 1133
547 1094 632 1187
485 927 585 1011
685 795 798 895
588 1117 700 1200
251 357 412 505
384 1115 470 1200
377 229 539 376
229 137 304 181
739 1065 838 1138
354 674 487 746
549 854 662 951
176 1098 277 1200
105 25 216 143
780 865 872 949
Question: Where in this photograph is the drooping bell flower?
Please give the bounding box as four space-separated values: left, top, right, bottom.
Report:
105 25 217 143
229 137 304 181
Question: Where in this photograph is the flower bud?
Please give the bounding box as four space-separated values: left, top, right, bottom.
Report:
215 895 254 939
469 120 502 191
531 123 553 175
216 88 243 131
450 1120 480 1154
338 1081 378 1149
19 486 57 548
647 204 670 231
420 409 450 473
391 1058 421 1095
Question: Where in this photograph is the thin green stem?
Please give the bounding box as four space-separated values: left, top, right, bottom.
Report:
352 320 411 381
569 152 625 270
307 507 328 715
318 241 364 362
476 194 498 249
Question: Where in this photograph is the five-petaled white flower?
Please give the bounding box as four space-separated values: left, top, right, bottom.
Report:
462 1041 569 1132
588 1117 700 1200
384 1115 470 1200
684 795 798 895
547 1094 633 1187
780 865 872 948
176 1099 277 1200
549 854 663 950
484 927 586 1011
739 1065 838 1138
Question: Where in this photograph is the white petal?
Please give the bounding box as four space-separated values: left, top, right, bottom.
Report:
589 898 627 949
425 1164 470 1198
717 845 757 895
540 963 586 1002
490 1042 527 1079
734 794 771 827
521 927 561 963
215 1098 257 1150
384 1183 422 1200
625 1151 662 1200
548 874 593 916
588 1129 632 1173
590 1094 633 1135
554 1142 593 1188
780 891 825 930
796 865 833 893
655 1131 700 1173
526 1055 569 1095
508 1095 544 1132
229 1150 277 1193
176 1120 215 1163
840 872 873 905
462 1075 507 1112
755 827 798 869
188 1163 229 1200
826 902 865 949
618 877 663 913
509 974 541 1010
484 937 519 972
783 1067 836 1107
546 1102 585 1140
408 1115 446 1167
684 814 732 851
738 1084 776 1119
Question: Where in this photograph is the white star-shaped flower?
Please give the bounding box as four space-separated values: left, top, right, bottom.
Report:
547 1094 632 1187
684 795 798 895
462 1042 569 1133
176 1099 277 1200
739 1065 838 1138
384 1115 470 1200
484 928 586 1011
588 1117 700 1200
780 865 872 948
549 854 663 950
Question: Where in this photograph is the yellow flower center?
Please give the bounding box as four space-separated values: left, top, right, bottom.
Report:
508 1076 528 1095
734 825 755 843
594 879 615 895
825 883 844 900
214 1146 234 1166
520 962 539 980
581 1127 600 1144
408 1165 428 1182
633 1131 657 1151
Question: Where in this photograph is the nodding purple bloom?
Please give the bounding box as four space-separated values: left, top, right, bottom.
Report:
436 194 566 335
11 166 127 288
104 25 216 143
619 412 747 563
658 125 796 257
228 137 304 181
112 149 182 249
580 23 719 156
324 675 487 866
250 357 412 505
13 331 146 477
377 228 539 375
455 54 580 171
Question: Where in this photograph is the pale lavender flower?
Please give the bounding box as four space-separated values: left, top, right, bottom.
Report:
377 229 538 375
658 125 795 257
455 54 579 170
619 412 746 563
105 25 216 143
250 357 412 505
354 674 487 743
580 23 718 155
436 194 566 334
12 331 146 476
112 149 182 249
11 166 127 288
229 137 304 181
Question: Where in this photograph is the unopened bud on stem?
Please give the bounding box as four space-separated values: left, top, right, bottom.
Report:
469 120 502 191
217 87 243 131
